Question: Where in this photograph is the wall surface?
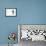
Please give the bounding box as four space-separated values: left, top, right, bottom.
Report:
0 0 46 44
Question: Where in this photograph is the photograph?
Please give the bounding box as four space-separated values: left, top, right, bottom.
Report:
5 8 17 16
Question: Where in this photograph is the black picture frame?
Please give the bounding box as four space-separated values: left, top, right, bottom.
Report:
5 8 17 17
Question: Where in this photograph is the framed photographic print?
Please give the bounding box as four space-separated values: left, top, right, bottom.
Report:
5 8 17 17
